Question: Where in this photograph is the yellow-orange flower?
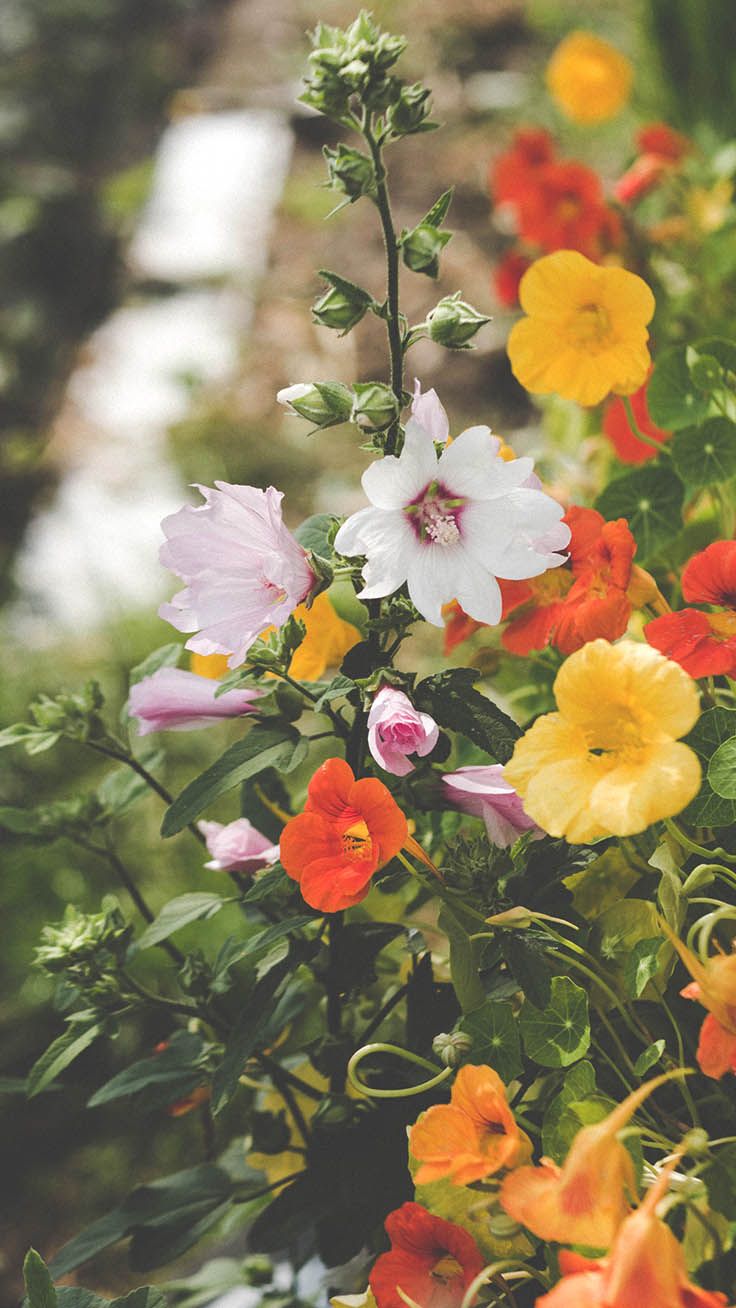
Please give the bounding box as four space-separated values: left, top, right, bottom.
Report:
409 1064 529 1187
504 639 701 843
280 591 361 681
500 1074 675 1249
508 252 655 407
190 651 231 679
546 31 632 125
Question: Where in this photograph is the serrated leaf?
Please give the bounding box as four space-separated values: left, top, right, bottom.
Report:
458 1000 523 1084
595 464 685 562
161 724 300 836
671 418 736 487
520 976 590 1068
27 1022 103 1097
24 1249 57 1308
681 707 736 827
132 893 227 951
415 668 521 763
633 1039 666 1076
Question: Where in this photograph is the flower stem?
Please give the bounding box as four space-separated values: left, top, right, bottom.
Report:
365 122 404 454
622 394 670 456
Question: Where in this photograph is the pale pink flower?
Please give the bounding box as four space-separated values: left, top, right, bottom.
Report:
128 667 261 735
442 765 542 848
159 482 315 669
198 818 280 874
334 412 569 628
367 685 439 777
411 379 450 443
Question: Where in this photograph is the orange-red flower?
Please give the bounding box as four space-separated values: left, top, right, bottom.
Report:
280 758 408 912
515 160 621 259
614 123 691 205
603 377 671 463
491 128 556 207
645 541 736 677
492 249 532 308
369 1203 485 1308
409 1064 528 1186
500 1075 674 1249
535 1162 729 1307
661 920 736 1079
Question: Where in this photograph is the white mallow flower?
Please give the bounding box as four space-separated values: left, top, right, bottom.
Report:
333 417 571 627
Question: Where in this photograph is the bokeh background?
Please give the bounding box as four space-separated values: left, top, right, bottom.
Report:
1 0 735 1300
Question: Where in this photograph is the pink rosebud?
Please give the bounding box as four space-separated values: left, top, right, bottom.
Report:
442 764 542 848
128 667 261 735
159 482 315 669
367 686 439 777
198 818 280 874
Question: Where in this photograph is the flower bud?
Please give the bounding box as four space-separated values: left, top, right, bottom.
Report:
401 222 452 278
387 81 434 136
324 143 376 201
351 382 400 431
277 381 353 429
427 293 491 349
680 1127 710 1158
432 1030 473 1067
313 275 374 335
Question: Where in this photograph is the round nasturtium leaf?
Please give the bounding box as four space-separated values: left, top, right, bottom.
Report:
519 975 590 1068
708 736 736 799
671 417 736 488
595 464 685 562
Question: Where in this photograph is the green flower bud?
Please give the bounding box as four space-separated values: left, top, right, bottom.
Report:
277 381 353 428
313 277 373 335
36 900 131 975
387 82 434 136
324 144 376 201
352 381 400 431
680 1127 710 1158
401 222 452 278
274 682 305 722
432 1030 473 1067
427 293 491 349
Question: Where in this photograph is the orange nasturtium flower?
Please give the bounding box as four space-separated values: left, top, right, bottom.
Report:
661 920 736 1080
504 639 701 843
409 1063 530 1186
546 31 633 125
535 1160 730 1308
507 251 655 407
500 1073 678 1250
280 758 408 912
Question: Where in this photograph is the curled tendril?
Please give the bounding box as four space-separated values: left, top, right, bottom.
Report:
347 1041 453 1098
459 1261 550 1308
686 904 736 959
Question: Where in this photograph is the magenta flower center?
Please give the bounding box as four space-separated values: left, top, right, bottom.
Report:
405 480 464 546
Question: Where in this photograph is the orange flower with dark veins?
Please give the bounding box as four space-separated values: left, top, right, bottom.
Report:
662 920 736 1079
500 1074 677 1249
280 758 408 912
369 1203 484 1308
409 1064 529 1186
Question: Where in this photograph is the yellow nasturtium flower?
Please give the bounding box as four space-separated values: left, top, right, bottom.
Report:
504 639 701 843
507 251 654 407
546 30 633 124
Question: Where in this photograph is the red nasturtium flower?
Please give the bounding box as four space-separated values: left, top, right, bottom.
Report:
492 248 532 307
645 540 736 677
614 122 691 205
603 376 671 463
280 757 408 912
409 1064 529 1186
369 1203 485 1308
514 160 621 259
661 920 736 1079
491 127 556 207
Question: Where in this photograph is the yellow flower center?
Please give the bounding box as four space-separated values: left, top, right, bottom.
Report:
567 302 612 350
532 568 574 602
430 1256 463 1284
707 610 736 640
341 819 372 861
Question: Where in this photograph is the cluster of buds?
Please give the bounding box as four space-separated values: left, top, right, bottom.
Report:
28 680 108 747
301 11 433 139
35 899 132 996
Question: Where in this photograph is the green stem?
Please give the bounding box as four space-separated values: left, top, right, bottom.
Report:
622 394 670 456
365 123 404 454
665 817 736 865
257 1054 311 1145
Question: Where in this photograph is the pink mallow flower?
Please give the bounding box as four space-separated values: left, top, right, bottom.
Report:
442 765 542 848
367 686 439 777
198 818 280 874
128 667 261 735
334 407 569 629
159 482 315 669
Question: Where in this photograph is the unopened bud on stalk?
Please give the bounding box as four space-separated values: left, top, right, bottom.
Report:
387 81 434 136
324 144 376 201
432 1030 473 1067
277 381 353 428
401 222 452 278
313 273 374 334
352 382 400 430
427 293 491 348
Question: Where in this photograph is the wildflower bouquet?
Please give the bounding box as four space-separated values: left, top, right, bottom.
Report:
9 14 736 1308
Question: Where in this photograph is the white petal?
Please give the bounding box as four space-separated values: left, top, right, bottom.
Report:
438 426 534 499
455 558 503 626
406 545 462 626
361 418 438 509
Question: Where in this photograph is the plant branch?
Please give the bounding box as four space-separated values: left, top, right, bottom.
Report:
365 123 404 454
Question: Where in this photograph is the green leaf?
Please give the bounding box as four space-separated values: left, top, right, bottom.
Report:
421 187 454 228
500 935 552 1008
592 899 662 986
57 1288 167 1308
88 1032 205 1108
458 1000 523 1084
50 1166 232 1278
633 1039 666 1077
624 937 664 999
0 805 49 835
98 762 163 817
414 668 521 763
541 1060 596 1162
27 1022 103 1097
24 1249 57 1308
595 464 685 562
310 674 357 711
294 513 337 557
161 724 300 836
682 707 736 827
211 962 292 1114
708 735 736 798
0 722 60 752
520 976 590 1068
671 417 736 487
647 345 711 430
704 1144 736 1219
562 846 641 921
438 903 485 1014
132 893 227 951
129 643 182 686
